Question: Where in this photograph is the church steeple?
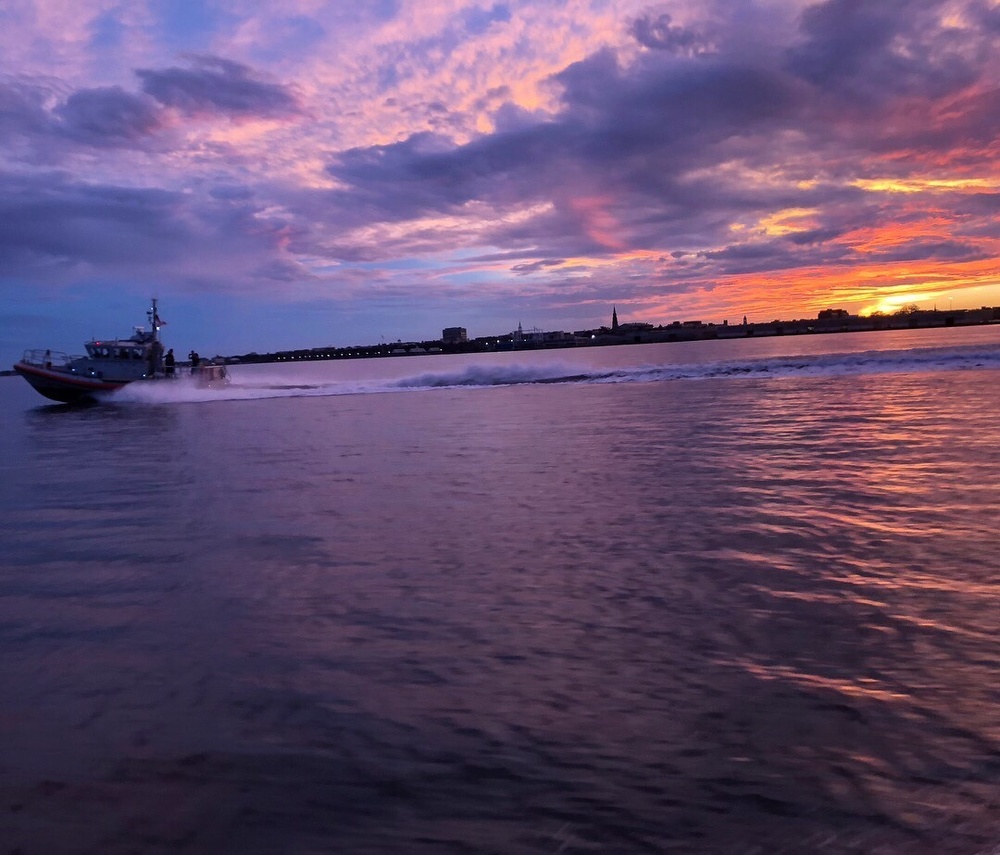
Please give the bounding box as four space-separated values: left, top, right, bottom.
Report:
611 305 619 332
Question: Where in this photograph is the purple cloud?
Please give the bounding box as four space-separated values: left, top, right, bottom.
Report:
0 54 303 160
55 87 162 146
2 0 998 362
511 258 567 274
322 44 805 260
862 238 988 263
313 0 997 284
0 172 187 269
0 167 310 292
786 0 982 101
0 81 50 141
630 11 710 55
137 56 302 119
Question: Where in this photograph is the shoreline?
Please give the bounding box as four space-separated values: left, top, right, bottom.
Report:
4 308 998 376
230 307 1000 365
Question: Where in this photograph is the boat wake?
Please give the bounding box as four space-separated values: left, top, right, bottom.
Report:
108 342 1000 405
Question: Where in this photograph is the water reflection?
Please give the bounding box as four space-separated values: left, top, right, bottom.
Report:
2 360 998 852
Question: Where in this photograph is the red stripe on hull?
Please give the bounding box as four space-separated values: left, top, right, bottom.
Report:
14 362 127 403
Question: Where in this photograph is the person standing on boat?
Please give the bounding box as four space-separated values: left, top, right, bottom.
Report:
189 351 200 373
148 340 164 377
165 348 176 377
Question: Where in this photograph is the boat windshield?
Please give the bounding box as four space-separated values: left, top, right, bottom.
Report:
86 343 147 359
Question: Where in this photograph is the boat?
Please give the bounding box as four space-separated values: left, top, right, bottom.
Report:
13 299 227 403
191 361 230 389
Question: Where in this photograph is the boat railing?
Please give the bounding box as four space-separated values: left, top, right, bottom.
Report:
20 349 80 369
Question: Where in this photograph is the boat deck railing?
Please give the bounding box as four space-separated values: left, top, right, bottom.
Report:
20 349 81 369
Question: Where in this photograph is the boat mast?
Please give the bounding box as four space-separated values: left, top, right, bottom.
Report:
149 298 160 344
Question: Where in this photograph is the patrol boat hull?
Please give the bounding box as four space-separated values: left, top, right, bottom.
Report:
13 361 127 403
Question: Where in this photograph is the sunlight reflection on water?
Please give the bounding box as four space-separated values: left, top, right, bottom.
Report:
1 337 999 853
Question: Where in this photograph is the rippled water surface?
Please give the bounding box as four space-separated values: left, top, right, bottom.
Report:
2 328 999 853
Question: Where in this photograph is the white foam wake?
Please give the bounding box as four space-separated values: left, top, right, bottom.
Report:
106 342 1000 405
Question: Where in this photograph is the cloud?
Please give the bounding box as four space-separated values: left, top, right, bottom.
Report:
0 78 164 163
0 78 165 158
137 55 303 120
0 171 188 270
1 0 998 357
302 0 998 318
511 258 566 274
0 79 51 142
461 3 512 36
321 43 806 262
861 238 988 263
0 168 312 293
0 52 305 161
629 11 710 55
55 86 163 146
785 0 985 102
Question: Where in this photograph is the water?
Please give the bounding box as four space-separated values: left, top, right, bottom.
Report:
2 327 999 853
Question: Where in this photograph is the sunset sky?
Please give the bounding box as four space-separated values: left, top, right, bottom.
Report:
2 0 998 363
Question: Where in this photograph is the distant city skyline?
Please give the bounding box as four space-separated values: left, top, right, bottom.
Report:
228 303 1000 363
2 1 998 367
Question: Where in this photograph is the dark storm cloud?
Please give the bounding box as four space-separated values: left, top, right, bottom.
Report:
137 56 302 119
